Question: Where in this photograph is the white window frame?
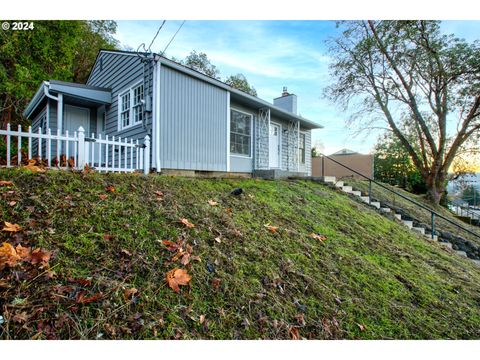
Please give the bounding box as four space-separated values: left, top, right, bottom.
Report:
299 131 306 165
117 80 144 131
230 107 253 158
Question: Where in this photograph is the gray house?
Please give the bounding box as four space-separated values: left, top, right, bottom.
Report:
23 50 322 177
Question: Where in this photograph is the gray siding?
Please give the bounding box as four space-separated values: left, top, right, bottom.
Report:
159 66 228 171
87 52 150 143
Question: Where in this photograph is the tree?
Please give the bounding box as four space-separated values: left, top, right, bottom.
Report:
177 50 220 79
461 185 480 206
325 21 480 205
225 74 257 96
374 130 428 194
0 20 118 128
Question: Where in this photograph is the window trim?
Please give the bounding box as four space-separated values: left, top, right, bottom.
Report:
117 80 144 131
230 107 253 158
299 131 306 165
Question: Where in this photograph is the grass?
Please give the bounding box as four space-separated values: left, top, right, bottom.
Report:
1 168 480 339
343 177 480 246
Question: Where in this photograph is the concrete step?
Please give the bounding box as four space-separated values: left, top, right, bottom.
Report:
412 227 426 235
402 220 413 229
334 181 344 188
456 250 468 258
351 190 362 197
472 259 480 266
341 186 353 193
380 207 391 213
322 176 336 183
360 196 370 203
425 233 438 241
394 213 402 220
439 242 453 249
370 201 381 209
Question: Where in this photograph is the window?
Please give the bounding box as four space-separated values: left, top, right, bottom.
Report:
299 133 306 164
230 109 252 156
118 82 144 130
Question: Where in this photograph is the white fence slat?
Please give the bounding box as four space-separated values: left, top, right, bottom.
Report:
135 139 139 169
38 127 42 159
28 126 32 160
56 129 60 166
73 131 77 168
65 130 69 166
98 134 102 171
112 136 115 170
130 139 134 170
6 123 11 167
47 128 52 167
17 124 22 165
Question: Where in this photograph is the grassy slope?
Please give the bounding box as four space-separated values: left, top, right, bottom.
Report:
1 168 480 340
344 178 480 246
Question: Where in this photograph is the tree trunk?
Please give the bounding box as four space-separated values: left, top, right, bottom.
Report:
425 172 446 206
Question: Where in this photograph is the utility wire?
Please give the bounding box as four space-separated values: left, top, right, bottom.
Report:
136 20 167 59
160 20 186 57
147 20 166 52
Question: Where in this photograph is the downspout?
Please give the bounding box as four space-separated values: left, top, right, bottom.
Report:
152 56 161 172
43 81 63 134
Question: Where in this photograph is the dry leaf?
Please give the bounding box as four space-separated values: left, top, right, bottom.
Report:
211 278 221 290
98 194 108 200
0 242 20 269
12 312 29 323
8 201 17 207
24 160 46 173
30 248 52 265
68 157 75 168
166 268 192 293
357 323 366 332
264 224 279 233
180 252 191 266
154 191 164 200
288 326 301 340
199 315 206 324
105 185 115 193
179 218 195 228
214 236 222 243
207 200 218 206
0 180 14 187
225 208 232 215
2 222 22 232
309 233 327 242
121 248 132 257
76 292 104 304
124 288 138 300
16 245 32 261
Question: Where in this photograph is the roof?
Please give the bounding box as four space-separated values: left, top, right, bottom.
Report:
331 148 360 156
23 81 112 119
88 49 323 130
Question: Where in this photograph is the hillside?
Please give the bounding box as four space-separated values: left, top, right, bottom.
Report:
1 168 480 339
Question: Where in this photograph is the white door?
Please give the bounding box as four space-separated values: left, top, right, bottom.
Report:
64 105 90 162
269 123 281 168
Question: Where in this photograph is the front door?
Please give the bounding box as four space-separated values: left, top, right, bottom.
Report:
64 105 90 161
269 123 281 168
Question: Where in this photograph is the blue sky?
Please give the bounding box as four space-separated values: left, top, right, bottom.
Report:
115 20 480 155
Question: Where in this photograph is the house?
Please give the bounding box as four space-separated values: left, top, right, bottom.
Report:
312 148 374 179
23 50 322 178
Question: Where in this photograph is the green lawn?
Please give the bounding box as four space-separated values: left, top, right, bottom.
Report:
1 168 480 339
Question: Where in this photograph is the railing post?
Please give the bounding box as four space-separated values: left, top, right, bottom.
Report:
77 126 85 170
143 135 150 175
369 179 372 205
321 155 325 178
431 212 435 240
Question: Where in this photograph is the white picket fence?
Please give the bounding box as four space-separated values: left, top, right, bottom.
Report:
0 124 150 174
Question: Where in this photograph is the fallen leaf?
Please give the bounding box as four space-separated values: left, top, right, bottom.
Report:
211 278 221 290
30 248 52 265
295 313 306 326
207 200 218 206
179 218 195 228
15 245 31 261
288 326 301 340
225 208 232 215
68 157 75 168
98 194 108 200
214 236 222 243
180 252 191 266
76 292 104 304
309 233 327 242
166 268 192 293
162 240 181 252
357 323 366 332
0 180 14 187
105 185 115 193
103 234 113 241
191 255 201 262
121 249 132 257
264 224 279 233
124 288 138 300
199 315 206 324
154 191 164 199
2 222 22 232
24 160 46 173
0 242 20 269
12 312 29 323
8 201 17 207
69 277 92 287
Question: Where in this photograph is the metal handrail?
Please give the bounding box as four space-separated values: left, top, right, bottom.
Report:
320 154 480 241
453 204 480 222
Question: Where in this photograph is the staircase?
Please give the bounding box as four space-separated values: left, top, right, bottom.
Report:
318 176 480 266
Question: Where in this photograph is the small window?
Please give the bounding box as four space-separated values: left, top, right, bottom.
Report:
132 84 144 124
120 91 130 128
230 109 252 156
118 82 144 130
299 133 306 164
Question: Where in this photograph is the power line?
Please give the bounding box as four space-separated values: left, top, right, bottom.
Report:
136 20 167 58
160 20 186 57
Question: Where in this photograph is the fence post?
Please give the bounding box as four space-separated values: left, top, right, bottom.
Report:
144 135 150 175
368 179 372 205
77 126 85 170
431 212 435 240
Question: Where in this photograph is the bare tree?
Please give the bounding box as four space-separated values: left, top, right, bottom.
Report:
325 21 480 205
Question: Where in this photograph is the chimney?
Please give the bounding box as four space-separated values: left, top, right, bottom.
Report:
273 87 297 114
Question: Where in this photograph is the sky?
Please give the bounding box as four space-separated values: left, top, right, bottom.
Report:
115 20 480 155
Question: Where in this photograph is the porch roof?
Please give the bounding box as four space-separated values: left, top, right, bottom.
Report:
23 80 112 119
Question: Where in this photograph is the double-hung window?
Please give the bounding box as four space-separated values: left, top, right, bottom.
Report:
230 109 252 157
299 133 306 164
118 82 144 130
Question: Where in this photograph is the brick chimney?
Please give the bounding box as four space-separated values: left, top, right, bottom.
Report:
273 87 297 114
